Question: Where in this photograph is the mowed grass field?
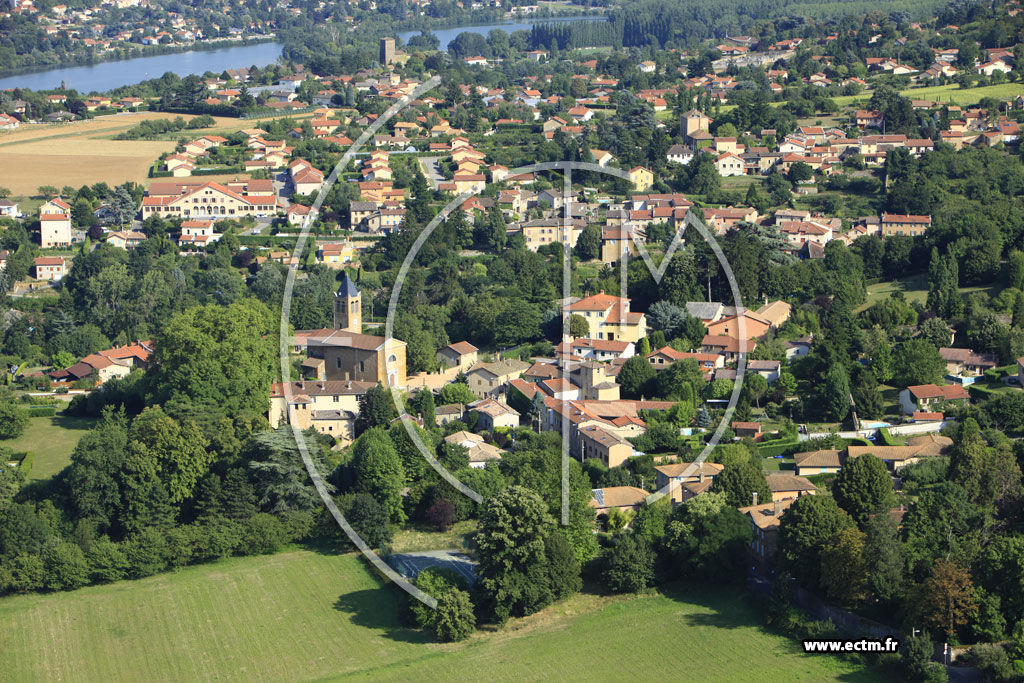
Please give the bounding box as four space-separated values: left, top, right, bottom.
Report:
0 546 886 682
858 272 1004 312
5 415 95 481
0 111 309 195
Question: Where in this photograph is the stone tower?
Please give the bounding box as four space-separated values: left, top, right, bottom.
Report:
333 273 362 333
379 37 395 66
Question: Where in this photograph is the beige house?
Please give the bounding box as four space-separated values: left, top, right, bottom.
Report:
107 230 147 249
880 213 931 237
579 424 634 467
794 449 844 476
466 359 530 398
443 430 503 468
470 398 521 431
34 256 66 280
563 291 646 343
739 498 796 566
589 486 648 516
39 198 73 248
654 462 725 503
765 474 817 501
436 341 479 371
268 380 374 443
141 180 278 220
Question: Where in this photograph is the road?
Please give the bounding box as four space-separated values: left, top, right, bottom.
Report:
418 156 443 189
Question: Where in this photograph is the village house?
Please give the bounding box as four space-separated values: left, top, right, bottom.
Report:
899 384 970 414
589 486 649 517
470 398 521 431
33 256 66 280
654 462 725 503
443 430 503 468
268 379 374 443
739 498 796 567
880 213 932 237
765 474 817 502
436 341 479 371
466 358 531 398
939 347 998 377
563 291 646 343
106 230 146 249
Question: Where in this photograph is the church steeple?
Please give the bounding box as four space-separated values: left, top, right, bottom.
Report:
333 273 362 333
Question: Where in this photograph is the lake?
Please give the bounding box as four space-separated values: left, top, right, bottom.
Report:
399 15 606 51
0 41 284 94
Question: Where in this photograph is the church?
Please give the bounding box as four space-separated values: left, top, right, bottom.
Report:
303 273 408 387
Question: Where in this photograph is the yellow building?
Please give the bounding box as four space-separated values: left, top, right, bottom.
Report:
563 291 647 343
628 166 654 192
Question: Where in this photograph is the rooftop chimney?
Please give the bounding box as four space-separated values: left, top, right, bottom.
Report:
774 500 783 517
752 491 758 507
698 471 705 484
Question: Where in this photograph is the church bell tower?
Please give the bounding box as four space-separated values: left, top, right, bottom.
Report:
333 273 362 333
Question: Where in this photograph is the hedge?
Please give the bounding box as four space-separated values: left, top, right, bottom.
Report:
27 406 57 417
17 451 33 475
877 428 905 446
757 439 802 459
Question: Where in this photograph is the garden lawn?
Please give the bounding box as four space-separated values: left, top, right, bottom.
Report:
4 415 95 481
0 547 887 682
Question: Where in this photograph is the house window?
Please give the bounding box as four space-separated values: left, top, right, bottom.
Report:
359 361 365 373
336 357 341 369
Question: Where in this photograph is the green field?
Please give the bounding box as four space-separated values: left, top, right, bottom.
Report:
832 82 1024 109
5 415 95 480
655 82 1024 122
0 546 886 682
858 272 1004 312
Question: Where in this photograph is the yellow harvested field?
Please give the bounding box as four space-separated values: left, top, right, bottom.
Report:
0 140 175 195
0 111 308 195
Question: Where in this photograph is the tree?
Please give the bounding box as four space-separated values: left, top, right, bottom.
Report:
485 206 507 252
819 527 868 606
823 364 850 423
744 373 768 408
343 493 392 549
439 382 476 406
778 495 856 587
0 400 28 440
354 384 396 435
852 370 884 420
574 224 600 261
351 428 406 524
474 486 556 623
914 560 978 640
863 513 905 603
602 533 655 593
110 185 137 226
712 459 771 509
434 589 476 642
787 161 813 183
150 300 275 422
617 355 655 398
544 530 582 600
129 407 210 504
902 631 937 682
246 428 333 515
894 339 946 387
568 314 589 338
41 540 90 591
425 498 455 532
831 454 894 527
